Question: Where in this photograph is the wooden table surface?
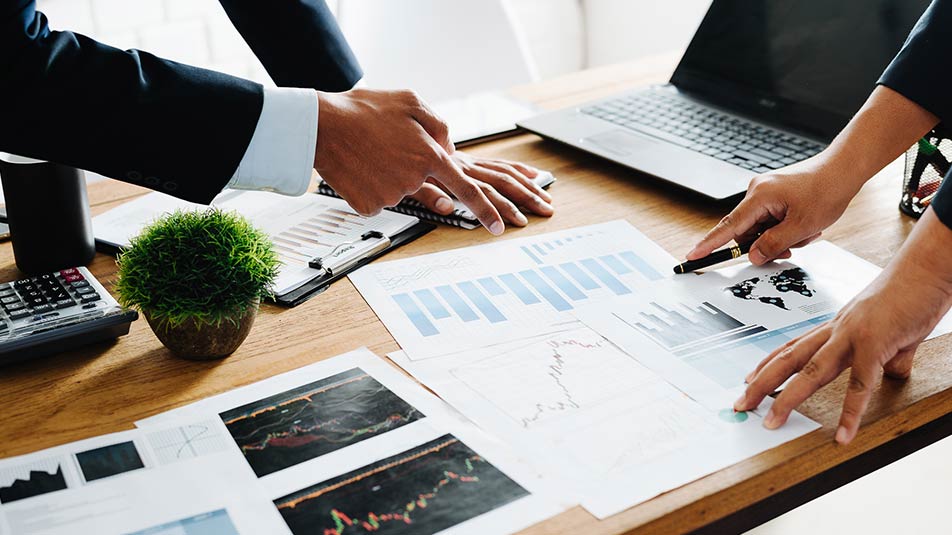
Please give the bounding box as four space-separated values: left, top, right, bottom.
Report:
3 54 951 535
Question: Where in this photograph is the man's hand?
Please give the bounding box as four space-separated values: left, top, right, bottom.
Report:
314 88 505 235
408 153 554 227
734 209 952 444
686 158 861 265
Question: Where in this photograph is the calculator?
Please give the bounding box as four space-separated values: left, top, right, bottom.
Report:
0 266 138 365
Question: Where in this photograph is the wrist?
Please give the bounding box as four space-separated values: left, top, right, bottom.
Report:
889 209 952 301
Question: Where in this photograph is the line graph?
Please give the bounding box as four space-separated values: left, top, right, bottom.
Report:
0 457 68 504
274 434 528 535
450 329 656 429
219 368 424 477
147 421 232 465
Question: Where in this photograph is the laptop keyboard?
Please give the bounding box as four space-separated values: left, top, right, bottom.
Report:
581 90 826 173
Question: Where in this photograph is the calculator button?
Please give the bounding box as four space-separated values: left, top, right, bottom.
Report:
52 291 71 301
70 280 90 289
80 293 101 303
9 309 30 320
31 304 53 313
29 297 45 306
82 303 98 309
59 268 78 276
4 302 25 312
0 321 7 331
0 283 10 291
1 296 18 304
54 299 75 309
63 274 83 283
74 286 95 295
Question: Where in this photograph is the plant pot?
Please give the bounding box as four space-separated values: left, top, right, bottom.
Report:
143 300 259 360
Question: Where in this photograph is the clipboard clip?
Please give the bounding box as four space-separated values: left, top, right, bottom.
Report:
308 230 391 276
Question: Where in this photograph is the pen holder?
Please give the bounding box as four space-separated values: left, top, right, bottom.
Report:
900 134 952 219
0 153 96 274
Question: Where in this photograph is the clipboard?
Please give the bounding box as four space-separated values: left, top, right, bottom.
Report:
271 220 435 307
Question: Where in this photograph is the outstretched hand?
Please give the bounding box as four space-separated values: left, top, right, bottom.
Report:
314 88 506 235
734 209 952 444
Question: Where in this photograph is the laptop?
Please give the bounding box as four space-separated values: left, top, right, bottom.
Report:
518 0 928 199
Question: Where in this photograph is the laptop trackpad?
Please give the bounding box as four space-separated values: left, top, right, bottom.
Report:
582 129 657 156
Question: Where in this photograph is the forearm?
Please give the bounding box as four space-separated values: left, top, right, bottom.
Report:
806 85 938 194
884 208 952 303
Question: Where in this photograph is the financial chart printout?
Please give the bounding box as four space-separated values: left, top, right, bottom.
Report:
349 220 676 360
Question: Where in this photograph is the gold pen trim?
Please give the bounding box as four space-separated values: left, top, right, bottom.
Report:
730 245 742 259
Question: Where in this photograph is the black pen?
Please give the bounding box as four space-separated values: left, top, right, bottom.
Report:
673 242 754 274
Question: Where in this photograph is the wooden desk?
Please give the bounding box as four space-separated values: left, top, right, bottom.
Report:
3 55 951 535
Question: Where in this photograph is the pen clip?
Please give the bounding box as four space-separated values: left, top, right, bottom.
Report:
309 230 391 276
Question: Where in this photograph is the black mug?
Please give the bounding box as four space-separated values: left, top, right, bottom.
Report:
0 153 95 275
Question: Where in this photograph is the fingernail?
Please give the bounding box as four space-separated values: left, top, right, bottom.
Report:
514 211 528 225
763 410 780 429
835 425 850 444
535 197 552 212
489 221 504 235
733 393 747 411
749 247 766 265
435 197 454 214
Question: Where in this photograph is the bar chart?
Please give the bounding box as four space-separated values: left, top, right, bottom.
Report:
390 251 663 338
350 220 677 360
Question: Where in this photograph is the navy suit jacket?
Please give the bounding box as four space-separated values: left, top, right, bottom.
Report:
0 0 362 203
878 0 952 227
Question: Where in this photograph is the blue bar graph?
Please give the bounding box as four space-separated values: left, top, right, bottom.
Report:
532 244 547 256
555 240 564 246
580 258 632 295
521 245 542 264
600 255 633 275
458 282 507 323
540 266 586 301
559 262 599 291
413 289 451 319
620 251 663 281
499 274 541 305
435 285 479 322
393 294 439 336
477 277 506 296
544 242 555 250
519 270 573 311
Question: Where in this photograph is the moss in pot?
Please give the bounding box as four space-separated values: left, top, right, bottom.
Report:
115 208 279 360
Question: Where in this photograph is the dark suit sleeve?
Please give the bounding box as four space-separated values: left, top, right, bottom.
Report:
877 0 952 227
0 0 264 204
218 0 362 91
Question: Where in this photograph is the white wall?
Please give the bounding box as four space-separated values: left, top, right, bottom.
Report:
34 0 712 92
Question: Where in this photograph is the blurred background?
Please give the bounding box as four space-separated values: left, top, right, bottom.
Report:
33 0 711 99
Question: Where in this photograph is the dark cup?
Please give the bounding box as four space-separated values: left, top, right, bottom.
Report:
0 154 95 275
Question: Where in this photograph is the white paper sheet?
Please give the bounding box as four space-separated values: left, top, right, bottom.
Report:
92 190 419 296
349 220 676 360
578 241 952 403
388 325 819 519
135 348 569 535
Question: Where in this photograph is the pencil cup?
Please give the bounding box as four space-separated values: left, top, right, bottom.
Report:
900 134 952 218
0 153 96 274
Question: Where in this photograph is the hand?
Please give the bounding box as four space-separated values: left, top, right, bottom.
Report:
734 209 952 444
314 88 505 235
408 153 554 227
687 158 861 265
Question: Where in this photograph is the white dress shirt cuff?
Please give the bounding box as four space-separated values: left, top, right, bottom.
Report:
226 87 318 196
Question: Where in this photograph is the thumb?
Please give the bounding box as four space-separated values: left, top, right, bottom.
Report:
884 347 916 380
750 220 811 265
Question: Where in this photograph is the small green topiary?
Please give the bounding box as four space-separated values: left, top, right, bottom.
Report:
116 208 280 329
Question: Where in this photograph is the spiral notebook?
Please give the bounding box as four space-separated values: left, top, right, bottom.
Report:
316 171 556 230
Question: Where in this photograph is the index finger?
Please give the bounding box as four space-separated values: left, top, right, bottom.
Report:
686 197 770 260
433 151 504 235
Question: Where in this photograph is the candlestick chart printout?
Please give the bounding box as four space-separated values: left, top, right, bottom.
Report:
274 434 528 535
350 220 675 360
219 368 424 477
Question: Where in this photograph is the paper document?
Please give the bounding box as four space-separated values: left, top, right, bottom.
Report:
349 220 676 360
578 240 952 403
92 190 420 296
432 91 539 145
135 348 568 535
389 325 819 519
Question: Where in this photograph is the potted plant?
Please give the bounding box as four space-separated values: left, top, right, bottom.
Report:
116 208 279 360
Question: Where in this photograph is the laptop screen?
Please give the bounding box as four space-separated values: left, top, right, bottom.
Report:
670 0 928 140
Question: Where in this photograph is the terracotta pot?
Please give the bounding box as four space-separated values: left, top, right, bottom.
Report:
143 300 258 360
